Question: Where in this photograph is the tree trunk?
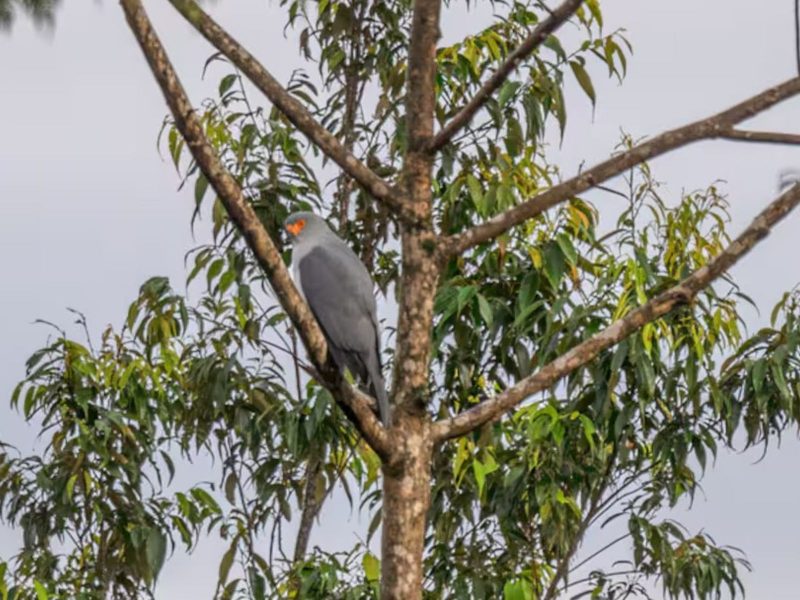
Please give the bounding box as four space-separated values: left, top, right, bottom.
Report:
380 415 433 599
380 0 440 593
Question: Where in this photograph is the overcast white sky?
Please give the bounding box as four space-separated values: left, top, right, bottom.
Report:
2 1 800 598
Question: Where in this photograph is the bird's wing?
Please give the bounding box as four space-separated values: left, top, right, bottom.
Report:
298 244 380 359
299 242 390 425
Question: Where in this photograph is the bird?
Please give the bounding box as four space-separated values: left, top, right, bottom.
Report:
284 212 390 426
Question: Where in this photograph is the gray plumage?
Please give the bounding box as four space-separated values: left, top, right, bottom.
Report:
284 212 390 426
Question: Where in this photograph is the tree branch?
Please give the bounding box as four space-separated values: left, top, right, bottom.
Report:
293 453 324 564
165 0 416 224
719 128 800 145
432 182 800 441
428 0 585 152
543 452 616 600
443 76 800 256
405 0 441 155
120 0 391 460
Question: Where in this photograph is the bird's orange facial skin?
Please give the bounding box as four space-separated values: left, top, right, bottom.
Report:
286 219 306 237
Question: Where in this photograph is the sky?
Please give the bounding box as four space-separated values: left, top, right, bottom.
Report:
2 0 800 598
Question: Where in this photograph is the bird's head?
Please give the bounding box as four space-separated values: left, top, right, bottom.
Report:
283 211 328 242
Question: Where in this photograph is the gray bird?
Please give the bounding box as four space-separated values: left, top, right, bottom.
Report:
284 212 390 426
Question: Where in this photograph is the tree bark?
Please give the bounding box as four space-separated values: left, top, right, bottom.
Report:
380 0 442 594
293 453 325 564
380 416 433 599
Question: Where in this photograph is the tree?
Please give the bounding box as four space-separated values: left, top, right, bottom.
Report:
2 0 800 598
0 0 60 30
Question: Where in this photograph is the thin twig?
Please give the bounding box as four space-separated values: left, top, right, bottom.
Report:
570 533 631 574
542 450 617 600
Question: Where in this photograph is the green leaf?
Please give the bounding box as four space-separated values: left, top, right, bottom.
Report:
191 487 221 514
771 361 791 401
467 174 484 214
224 473 238 505
506 117 524 157
168 127 183 172
752 359 766 393
503 577 533 600
498 80 522 107
556 233 578 265
220 578 240 600
456 286 477 315
194 172 209 206
543 34 566 61
637 356 656 396
570 60 596 106
586 0 603 27
218 540 237 585
33 581 48 600
146 528 168 583
472 458 487 497
218 74 237 97
477 294 493 327
65 474 77 502
362 552 380 582
248 566 266 600
207 258 224 287
542 243 566 289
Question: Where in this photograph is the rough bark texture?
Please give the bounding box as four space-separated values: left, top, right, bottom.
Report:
378 0 442 597
392 0 441 408
380 416 433 600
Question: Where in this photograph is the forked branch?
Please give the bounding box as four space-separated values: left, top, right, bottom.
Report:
444 76 800 256
428 0 585 152
432 182 800 441
120 0 391 459
166 0 415 224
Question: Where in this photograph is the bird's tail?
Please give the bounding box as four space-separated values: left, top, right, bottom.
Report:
367 359 391 427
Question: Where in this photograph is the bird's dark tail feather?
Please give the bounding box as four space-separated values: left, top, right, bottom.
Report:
371 379 390 428
367 360 390 427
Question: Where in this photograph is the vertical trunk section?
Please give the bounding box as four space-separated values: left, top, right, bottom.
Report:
380 415 433 599
382 0 442 594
